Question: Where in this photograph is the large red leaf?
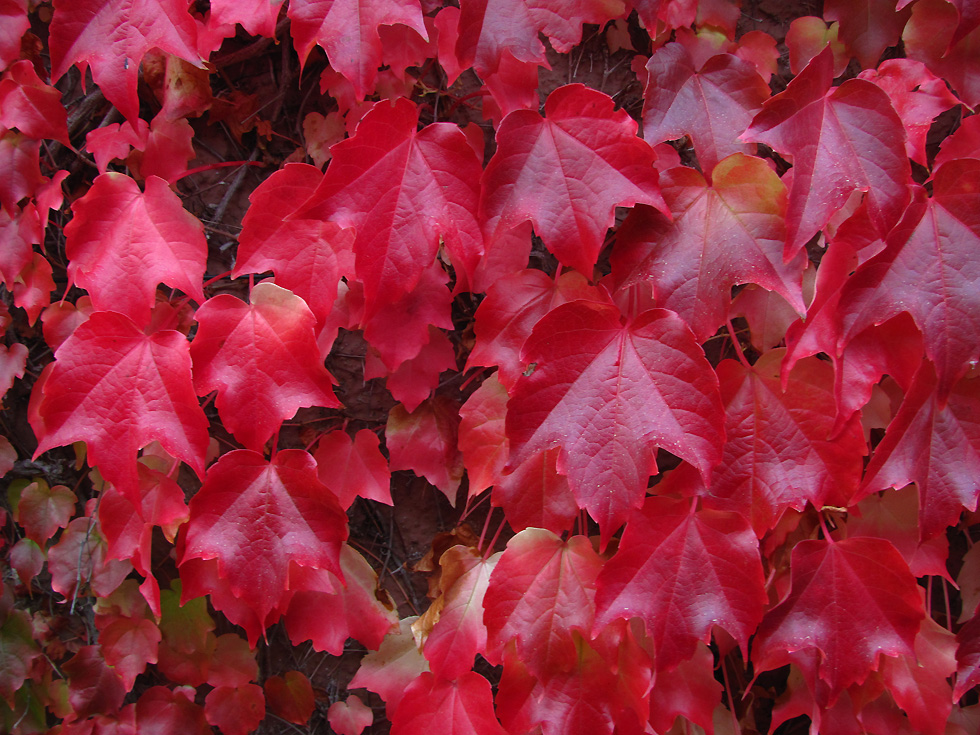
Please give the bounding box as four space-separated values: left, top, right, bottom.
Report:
390 672 507 735
287 0 427 98
49 0 203 122
483 529 603 678
753 536 924 704
233 163 355 324
64 173 208 326
31 311 209 501
180 449 348 624
642 44 769 174
611 154 805 342
742 46 911 255
506 301 724 545
835 161 980 400
859 364 980 540
190 282 340 452
480 84 667 277
593 496 766 672
300 98 483 315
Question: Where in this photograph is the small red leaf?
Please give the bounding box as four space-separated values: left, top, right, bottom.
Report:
264 671 315 725
386 396 463 505
63 173 208 325
313 429 392 509
191 282 340 451
328 695 374 735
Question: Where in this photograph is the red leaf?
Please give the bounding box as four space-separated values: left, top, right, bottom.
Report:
857 59 960 167
181 449 348 624
611 154 805 342
283 544 397 654
206 633 258 688
207 0 284 39
63 646 127 721
848 484 952 580
135 686 210 735
753 537 924 704
836 161 980 400
0 0 28 71
233 163 355 324
0 129 43 214
681 352 866 536
483 529 603 677
49 0 203 122
879 616 956 735
390 671 508 735
824 0 912 69
481 84 667 277
190 282 340 451
642 44 770 174
300 97 483 313
47 517 132 600
32 311 209 500
491 448 578 536
506 301 724 546
955 610 980 699
99 616 161 690
458 374 509 495
859 364 980 539
204 684 266 735
366 326 457 412
313 429 392 509
455 0 623 75
264 671 315 725
0 60 70 144
287 0 427 98
593 496 766 672
648 642 722 735
466 268 608 391
0 203 41 286
386 396 463 504
64 173 208 325
742 46 911 254
904 0 980 108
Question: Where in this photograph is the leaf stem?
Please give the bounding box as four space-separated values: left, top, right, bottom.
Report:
726 318 752 370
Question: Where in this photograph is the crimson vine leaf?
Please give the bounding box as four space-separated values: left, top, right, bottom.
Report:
611 153 805 342
390 671 507 735
480 84 668 278
835 160 980 401
233 163 355 325
190 282 340 452
642 44 770 174
287 0 427 98
742 46 911 255
593 496 766 672
299 96 484 316
752 536 924 704
483 529 603 678
859 364 980 540
63 173 208 326
49 0 204 122
506 300 725 546
0 60 70 144
180 449 348 626
31 311 209 502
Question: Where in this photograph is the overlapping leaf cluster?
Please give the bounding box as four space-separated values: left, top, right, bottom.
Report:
2 0 980 733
